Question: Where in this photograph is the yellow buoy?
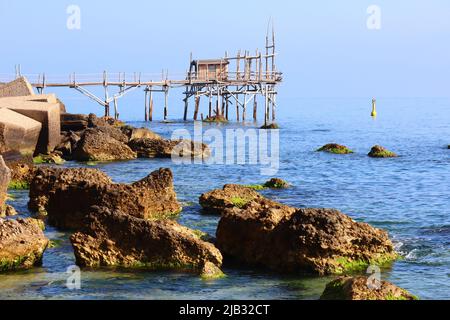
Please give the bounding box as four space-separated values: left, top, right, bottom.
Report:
371 98 377 117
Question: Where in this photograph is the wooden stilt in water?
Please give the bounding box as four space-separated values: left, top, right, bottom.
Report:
236 94 240 122
183 86 189 121
272 89 276 121
242 92 247 122
208 93 212 118
149 87 153 122
144 89 149 121
253 95 258 122
194 96 200 120
164 86 168 121
264 85 269 126
225 96 229 120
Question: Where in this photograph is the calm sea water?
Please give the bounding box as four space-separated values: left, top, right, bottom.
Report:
1 98 449 300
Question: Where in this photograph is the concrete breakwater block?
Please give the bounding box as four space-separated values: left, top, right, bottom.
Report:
0 108 42 155
0 101 61 154
0 77 34 97
0 94 66 112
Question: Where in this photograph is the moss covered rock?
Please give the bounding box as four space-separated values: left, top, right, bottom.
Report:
71 206 223 277
216 198 397 275
199 184 263 215
368 145 398 158
320 276 418 300
317 144 353 154
263 178 289 189
0 218 49 272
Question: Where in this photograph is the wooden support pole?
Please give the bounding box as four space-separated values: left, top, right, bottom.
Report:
236 94 240 122
264 85 269 126
225 96 229 120
144 89 149 121
114 97 118 120
149 88 154 122
242 92 247 122
194 96 200 120
253 95 258 122
272 90 276 121
164 86 168 121
183 86 189 121
208 93 212 118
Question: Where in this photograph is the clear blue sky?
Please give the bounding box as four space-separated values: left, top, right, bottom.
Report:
1 0 449 118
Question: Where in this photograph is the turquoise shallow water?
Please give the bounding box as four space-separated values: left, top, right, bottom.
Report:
1 98 449 300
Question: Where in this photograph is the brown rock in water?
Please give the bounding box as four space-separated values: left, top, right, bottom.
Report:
203 115 228 123
0 218 49 272
317 143 353 154
199 184 263 215
1 204 18 217
121 126 162 141
320 276 418 300
1 152 35 190
54 131 81 158
72 128 136 161
28 166 112 214
70 206 223 277
128 138 210 159
368 145 398 158
0 156 11 211
216 198 397 275
29 167 181 230
60 113 89 131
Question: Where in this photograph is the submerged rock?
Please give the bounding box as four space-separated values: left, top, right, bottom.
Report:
203 115 228 123
320 276 418 300
0 218 49 272
263 178 290 189
317 143 353 154
0 156 11 210
70 206 223 278
199 184 263 215
29 167 181 230
72 128 137 162
216 197 397 275
260 123 279 130
368 145 398 158
128 138 210 159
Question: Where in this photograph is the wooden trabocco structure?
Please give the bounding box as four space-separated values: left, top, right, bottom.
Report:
2 29 282 124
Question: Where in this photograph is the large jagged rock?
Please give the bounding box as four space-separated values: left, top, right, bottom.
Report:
320 276 418 300
70 206 223 278
128 138 210 159
216 197 397 275
0 156 11 214
0 108 42 155
0 218 48 272
199 184 263 215
54 131 81 159
60 113 89 132
28 166 112 214
72 128 136 161
29 167 181 230
0 77 34 97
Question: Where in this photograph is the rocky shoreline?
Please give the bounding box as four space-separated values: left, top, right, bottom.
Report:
0 79 419 299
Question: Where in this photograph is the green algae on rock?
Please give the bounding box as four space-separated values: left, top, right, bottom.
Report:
320 276 419 300
8 180 30 190
368 145 398 158
70 206 223 277
317 143 354 154
216 198 397 275
263 178 290 189
0 218 49 272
